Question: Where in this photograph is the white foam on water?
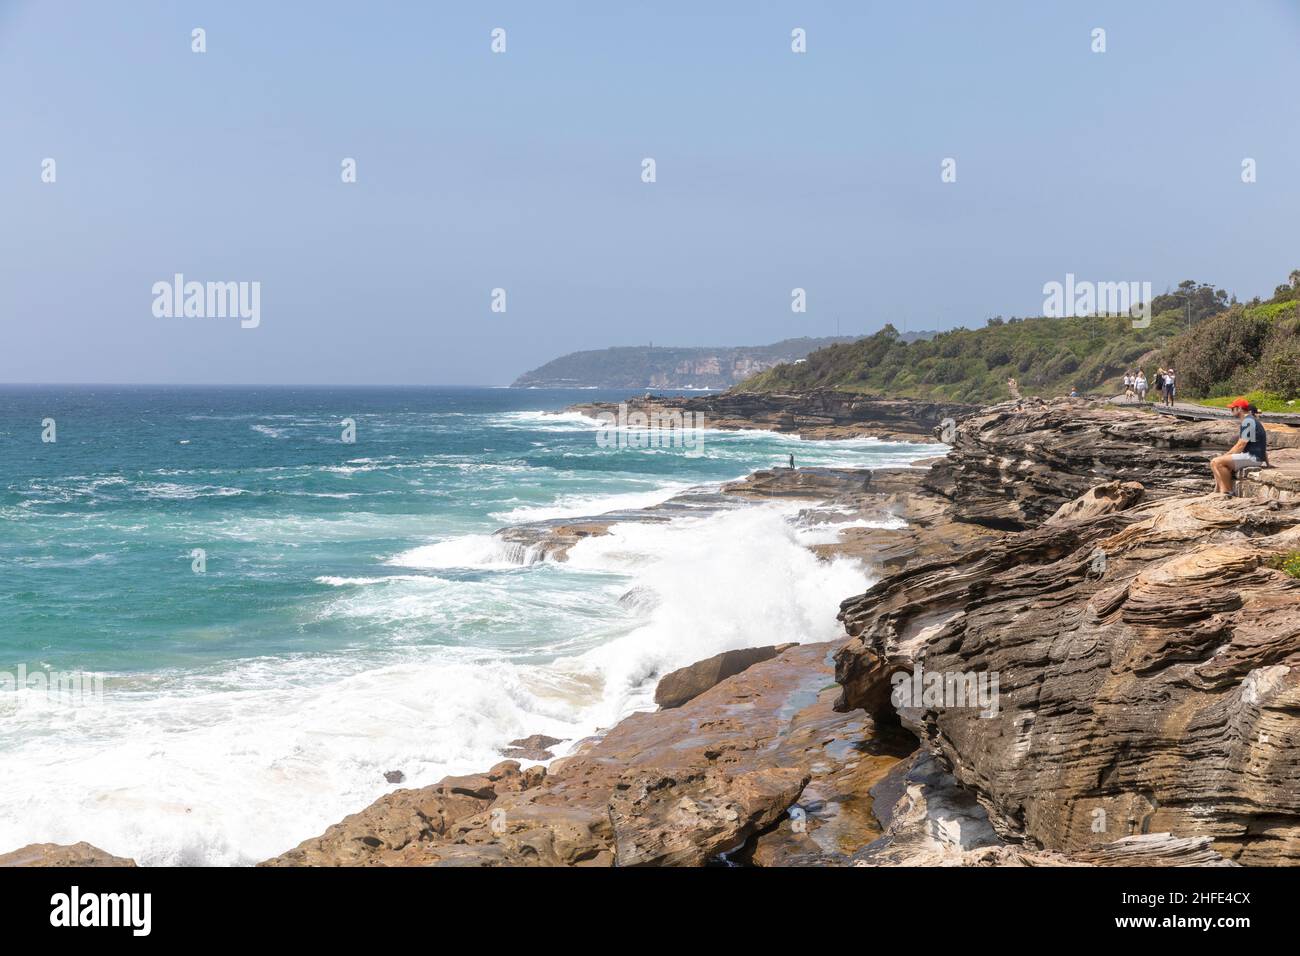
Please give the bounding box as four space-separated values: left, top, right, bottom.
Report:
0 653 582 867
792 514 909 546
135 482 248 500
314 575 433 587
387 534 545 570
554 503 872 725
0 496 877 867
490 410 602 431
488 482 697 523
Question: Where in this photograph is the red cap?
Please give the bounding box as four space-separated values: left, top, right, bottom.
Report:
1228 398 1250 410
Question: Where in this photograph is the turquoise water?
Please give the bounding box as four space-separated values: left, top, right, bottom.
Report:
0 385 931 864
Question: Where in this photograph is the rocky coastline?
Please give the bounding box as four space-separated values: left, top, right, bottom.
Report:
566 389 977 442
9 395 1300 867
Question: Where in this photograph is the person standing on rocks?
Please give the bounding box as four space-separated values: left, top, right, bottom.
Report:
1210 398 1268 494
788 453 795 470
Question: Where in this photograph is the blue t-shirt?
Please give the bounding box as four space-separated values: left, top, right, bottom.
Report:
1240 414 1267 461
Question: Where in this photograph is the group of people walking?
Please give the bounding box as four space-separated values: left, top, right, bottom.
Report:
1121 366 1176 406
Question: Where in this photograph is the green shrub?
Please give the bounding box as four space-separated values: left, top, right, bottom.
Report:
1168 307 1271 395
1257 334 1300 399
1265 552 1300 579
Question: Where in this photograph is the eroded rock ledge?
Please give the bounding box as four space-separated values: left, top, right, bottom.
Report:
924 397 1300 530
838 400 1300 865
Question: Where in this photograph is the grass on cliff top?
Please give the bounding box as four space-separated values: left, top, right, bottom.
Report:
1197 391 1299 413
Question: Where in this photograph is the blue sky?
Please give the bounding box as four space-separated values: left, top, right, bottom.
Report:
2 0 1299 385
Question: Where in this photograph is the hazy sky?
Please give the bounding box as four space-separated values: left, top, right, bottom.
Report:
3 0 1299 385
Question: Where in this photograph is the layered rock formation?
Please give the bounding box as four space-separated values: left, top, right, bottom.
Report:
1238 447 1300 501
838 400 1300 865
923 398 1300 529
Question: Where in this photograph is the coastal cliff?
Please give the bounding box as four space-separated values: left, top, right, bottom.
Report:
510 337 860 389
837 399 1300 865
11 396 1300 867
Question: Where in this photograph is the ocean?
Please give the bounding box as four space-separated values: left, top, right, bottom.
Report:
0 385 933 865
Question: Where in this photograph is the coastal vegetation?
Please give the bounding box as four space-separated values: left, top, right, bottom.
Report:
1266 552 1300 579
741 274 1300 405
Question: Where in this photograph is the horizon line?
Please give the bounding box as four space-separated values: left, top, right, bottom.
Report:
0 382 732 389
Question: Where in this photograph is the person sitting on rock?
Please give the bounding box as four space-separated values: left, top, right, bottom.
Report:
1210 399 1268 494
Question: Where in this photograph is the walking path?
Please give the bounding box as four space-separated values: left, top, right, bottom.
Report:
1152 401 1300 426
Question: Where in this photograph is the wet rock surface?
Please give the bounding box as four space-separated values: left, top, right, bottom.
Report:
653 644 795 708
609 765 809 866
262 643 907 866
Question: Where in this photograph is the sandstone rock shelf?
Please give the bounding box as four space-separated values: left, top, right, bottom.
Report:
837 399 1300 865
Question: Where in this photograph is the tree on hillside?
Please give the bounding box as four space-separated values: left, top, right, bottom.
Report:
1150 281 1229 328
